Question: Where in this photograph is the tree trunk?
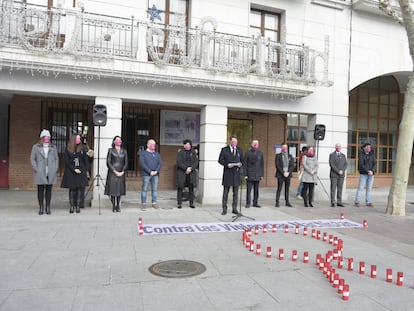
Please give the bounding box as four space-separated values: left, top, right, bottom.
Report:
386 77 414 215
386 0 414 215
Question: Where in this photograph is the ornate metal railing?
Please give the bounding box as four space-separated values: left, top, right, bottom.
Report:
0 1 331 86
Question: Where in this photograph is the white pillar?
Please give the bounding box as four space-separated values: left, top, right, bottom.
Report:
198 105 228 205
91 97 122 208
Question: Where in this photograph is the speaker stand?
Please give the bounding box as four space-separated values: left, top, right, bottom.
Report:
85 125 106 215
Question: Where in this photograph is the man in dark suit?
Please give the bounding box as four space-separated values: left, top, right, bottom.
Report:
275 144 295 207
244 139 264 208
218 135 243 215
329 142 348 207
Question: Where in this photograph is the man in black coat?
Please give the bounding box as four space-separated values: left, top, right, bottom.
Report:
218 135 243 215
275 144 295 207
244 139 264 208
176 139 199 209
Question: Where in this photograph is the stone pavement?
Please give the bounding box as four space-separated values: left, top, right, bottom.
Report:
0 186 413 310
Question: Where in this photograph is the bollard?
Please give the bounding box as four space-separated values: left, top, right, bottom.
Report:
319 259 325 270
338 257 343 269
333 249 338 260
386 268 393 283
303 227 308 236
326 266 331 278
278 248 284 260
370 265 377 279
250 240 255 252
266 246 272 258
347 258 353 271
263 224 267 234
303 251 309 264
256 243 261 255
338 279 344 294
317 230 321 240
323 232 327 242
292 250 298 262
340 212 344 220
272 224 277 233
333 273 339 288
316 254 321 265
397 272 403 286
295 225 299 234
326 251 333 263
284 224 289 233
363 220 368 228
330 269 336 283
311 229 316 238
138 224 144 235
342 284 350 301
246 239 251 249
359 261 365 275
138 217 142 225
328 234 333 244
254 226 259 235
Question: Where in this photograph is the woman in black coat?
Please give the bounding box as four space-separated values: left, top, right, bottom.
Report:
104 136 128 212
61 134 90 213
176 139 199 209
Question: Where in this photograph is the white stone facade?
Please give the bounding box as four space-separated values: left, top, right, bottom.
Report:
0 0 411 202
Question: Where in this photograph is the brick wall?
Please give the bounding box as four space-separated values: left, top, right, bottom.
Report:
9 96 42 189
8 96 393 190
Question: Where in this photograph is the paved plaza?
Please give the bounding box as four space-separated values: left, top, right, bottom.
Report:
0 186 413 310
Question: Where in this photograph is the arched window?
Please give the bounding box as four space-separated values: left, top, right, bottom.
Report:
348 76 403 174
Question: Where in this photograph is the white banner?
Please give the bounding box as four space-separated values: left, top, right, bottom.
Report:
137 219 363 236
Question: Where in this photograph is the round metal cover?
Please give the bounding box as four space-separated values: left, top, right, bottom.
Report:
149 260 206 278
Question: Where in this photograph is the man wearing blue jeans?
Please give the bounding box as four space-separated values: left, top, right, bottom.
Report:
355 142 376 207
139 138 162 210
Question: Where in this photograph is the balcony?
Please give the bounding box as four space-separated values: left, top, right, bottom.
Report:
0 1 332 97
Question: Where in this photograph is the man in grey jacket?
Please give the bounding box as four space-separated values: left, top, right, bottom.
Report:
329 143 347 207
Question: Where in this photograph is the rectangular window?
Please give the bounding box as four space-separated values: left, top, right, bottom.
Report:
41 99 94 176
148 0 190 63
286 113 307 170
249 9 280 41
122 104 159 176
249 8 282 73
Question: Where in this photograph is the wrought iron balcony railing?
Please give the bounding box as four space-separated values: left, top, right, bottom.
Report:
0 1 331 87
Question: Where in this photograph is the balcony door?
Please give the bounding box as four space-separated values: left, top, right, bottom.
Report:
148 0 189 63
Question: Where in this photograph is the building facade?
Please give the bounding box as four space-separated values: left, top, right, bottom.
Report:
0 0 412 204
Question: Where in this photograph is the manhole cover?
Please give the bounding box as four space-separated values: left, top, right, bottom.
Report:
149 260 206 278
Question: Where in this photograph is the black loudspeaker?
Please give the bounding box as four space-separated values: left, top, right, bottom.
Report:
314 124 326 140
93 104 107 126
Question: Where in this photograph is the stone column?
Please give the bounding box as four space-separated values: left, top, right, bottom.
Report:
91 97 122 209
197 105 227 205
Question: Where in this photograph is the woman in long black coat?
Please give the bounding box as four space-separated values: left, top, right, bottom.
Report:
61 134 90 213
176 139 199 209
105 136 128 212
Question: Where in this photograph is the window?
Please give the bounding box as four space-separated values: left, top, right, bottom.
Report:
22 0 74 49
286 113 307 170
147 0 190 62
149 0 189 26
41 99 94 176
249 9 280 42
348 76 402 174
122 104 160 176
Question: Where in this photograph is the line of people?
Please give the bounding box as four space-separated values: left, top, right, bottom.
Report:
218 136 376 214
31 129 376 214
